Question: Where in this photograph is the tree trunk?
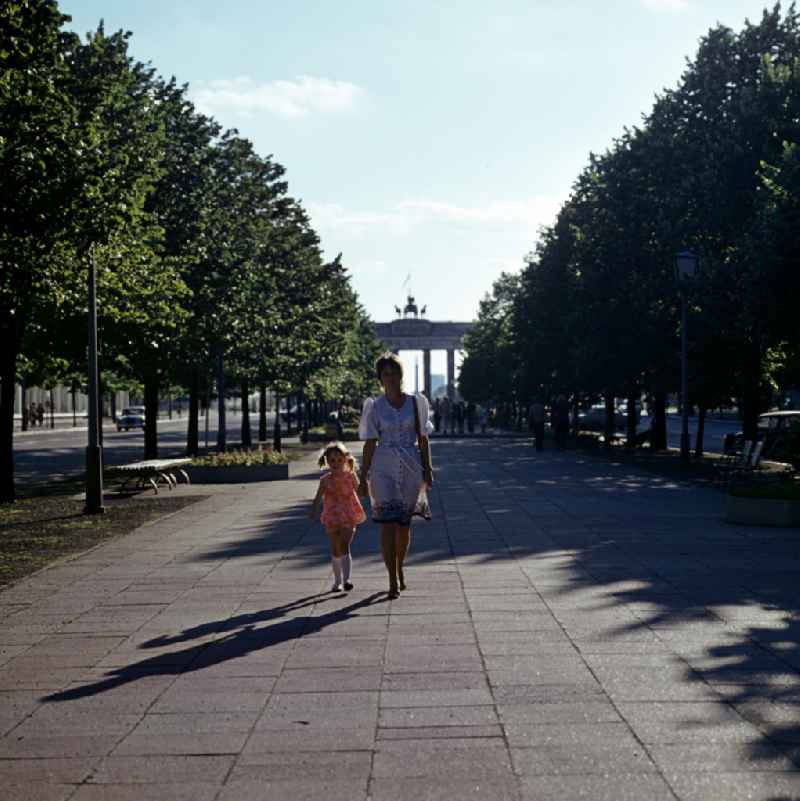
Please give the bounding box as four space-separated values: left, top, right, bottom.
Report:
143 371 159 459
273 392 282 452
694 404 707 459
741 361 761 442
216 347 226 452
0 316 17 503
186 368 199 456
20 379 27 432
652 391 668 450
300 388 308 441
604 394 615 450
258 384 267 442
626 392 637 448
241 377 252 448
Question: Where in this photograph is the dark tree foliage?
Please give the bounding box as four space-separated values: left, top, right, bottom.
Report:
460 3 800 452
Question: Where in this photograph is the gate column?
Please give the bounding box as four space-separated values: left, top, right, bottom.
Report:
423 350 432 397
446 349 455 400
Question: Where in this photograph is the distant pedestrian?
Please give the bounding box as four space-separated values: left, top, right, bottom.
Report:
552 395 570 448
466 401 475 434
530 399 546 452
441 396 452 436
433 398 441 433
309 442 366 592
455 402 464 434
28 402 36 428
36 402 45 426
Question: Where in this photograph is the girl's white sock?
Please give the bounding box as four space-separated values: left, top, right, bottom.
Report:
341 552 352 583
332 556 342 584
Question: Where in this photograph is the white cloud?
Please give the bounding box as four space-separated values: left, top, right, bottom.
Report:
189 75 365 119
641 0 689 11
307 196 561 240
397 197 560 227
305 202 409 239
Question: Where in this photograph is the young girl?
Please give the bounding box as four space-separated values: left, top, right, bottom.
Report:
309 442 366 592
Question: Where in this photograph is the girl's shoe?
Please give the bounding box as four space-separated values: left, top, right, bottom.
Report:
332 582 343 592
343 582 354 591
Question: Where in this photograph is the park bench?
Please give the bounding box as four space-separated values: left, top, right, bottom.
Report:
715 439 758 488
106 458 193 494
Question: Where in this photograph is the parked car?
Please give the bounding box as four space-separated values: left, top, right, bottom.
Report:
725 411 800 464
576 403 626 432
117 407 145 432
617 400 642 424
280 404 300 423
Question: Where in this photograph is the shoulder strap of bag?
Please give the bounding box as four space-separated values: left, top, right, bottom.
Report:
411 394 432 477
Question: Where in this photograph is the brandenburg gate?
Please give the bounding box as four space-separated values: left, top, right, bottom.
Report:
373 296 473 399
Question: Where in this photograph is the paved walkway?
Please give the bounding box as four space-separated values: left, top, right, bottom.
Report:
1 440 799 800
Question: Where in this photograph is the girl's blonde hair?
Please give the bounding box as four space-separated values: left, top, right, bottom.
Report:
318 441 357 472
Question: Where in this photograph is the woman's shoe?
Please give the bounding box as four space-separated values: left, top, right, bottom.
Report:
387 584 399 600
398 570 406 592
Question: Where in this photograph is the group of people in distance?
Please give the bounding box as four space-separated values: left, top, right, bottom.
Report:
309 352 434 600
23 401 47 428
431 397 487 435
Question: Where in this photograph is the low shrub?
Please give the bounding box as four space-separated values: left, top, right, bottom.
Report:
191 449 289 468
729 479 800 501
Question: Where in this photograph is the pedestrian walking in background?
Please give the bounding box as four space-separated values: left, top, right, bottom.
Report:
441 396 451 436
358 353 434 599
309 441 366 592
531 399 546 451
455 401 464 434
466 401 476 434
553 395 570 448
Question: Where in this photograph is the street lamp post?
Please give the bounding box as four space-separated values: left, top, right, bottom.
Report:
674 250 699 466
85 249 104 514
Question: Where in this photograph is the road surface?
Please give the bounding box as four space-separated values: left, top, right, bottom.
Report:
12 411 283 487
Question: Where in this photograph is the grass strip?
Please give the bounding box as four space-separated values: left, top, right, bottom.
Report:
0 493 206 589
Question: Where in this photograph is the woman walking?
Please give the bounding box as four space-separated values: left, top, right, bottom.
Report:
358 353 434 599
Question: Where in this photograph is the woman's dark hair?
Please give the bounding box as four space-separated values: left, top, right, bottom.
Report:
375 351 404 382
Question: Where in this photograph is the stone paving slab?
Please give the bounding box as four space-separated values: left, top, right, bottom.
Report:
1 440 799 799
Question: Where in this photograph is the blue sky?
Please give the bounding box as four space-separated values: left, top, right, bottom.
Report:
64 0 775 380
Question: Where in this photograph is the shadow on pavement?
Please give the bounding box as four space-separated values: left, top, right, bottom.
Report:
43 437 800 783
42 591 385 704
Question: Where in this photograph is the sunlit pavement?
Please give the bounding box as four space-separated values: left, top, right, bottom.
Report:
0 439 798 800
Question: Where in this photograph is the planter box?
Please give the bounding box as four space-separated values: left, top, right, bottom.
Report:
726 494 800 528
186 463 289 484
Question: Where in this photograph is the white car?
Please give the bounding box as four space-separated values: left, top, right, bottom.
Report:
117 407 145 432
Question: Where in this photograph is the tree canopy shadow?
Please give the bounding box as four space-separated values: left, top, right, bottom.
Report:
39 436 799 790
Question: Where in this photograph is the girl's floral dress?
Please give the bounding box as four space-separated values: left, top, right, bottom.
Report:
320 471 366 529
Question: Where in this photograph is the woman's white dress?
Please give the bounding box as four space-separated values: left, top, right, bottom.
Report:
359 393 433 525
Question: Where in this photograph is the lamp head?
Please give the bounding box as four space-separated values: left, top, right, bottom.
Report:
674 250 699 282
